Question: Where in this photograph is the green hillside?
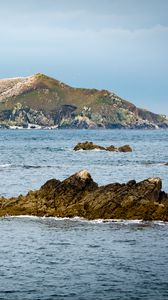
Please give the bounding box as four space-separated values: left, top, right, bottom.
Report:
0 73 167 129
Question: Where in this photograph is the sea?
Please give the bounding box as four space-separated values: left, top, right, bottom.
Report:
0 129 168 300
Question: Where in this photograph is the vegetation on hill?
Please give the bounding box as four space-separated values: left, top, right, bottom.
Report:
0 73 167 128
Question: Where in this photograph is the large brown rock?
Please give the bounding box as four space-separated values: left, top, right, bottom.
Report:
0 170 168 220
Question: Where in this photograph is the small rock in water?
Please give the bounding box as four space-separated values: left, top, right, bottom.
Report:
74 141 105 151
74 141 132 152
118 145 133 152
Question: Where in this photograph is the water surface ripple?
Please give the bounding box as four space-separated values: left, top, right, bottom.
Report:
0 130 168 299
0 129 168 197
0 217 168 300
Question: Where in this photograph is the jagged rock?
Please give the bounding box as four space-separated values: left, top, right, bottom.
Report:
74 141 132 152
0 170 168 220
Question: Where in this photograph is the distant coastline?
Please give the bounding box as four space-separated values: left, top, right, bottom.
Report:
0 73 168 129
0 125 167 130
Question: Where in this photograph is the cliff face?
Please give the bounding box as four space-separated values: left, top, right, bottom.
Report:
0 73 167 129
0 170 168 220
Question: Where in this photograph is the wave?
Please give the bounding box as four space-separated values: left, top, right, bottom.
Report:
23 165 42 169
3 215 168 225
0 164 58 170
7 215 39 219
0 160 165 171
22 165 62 169
41 147 65 152
0 163 12 168
77 149 105 152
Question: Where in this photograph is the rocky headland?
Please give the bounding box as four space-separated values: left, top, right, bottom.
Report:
0 170 168 221
0 73 168 129
74 141 132 152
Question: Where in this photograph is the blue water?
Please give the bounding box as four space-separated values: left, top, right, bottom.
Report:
0 129 168 300
0 129 168 197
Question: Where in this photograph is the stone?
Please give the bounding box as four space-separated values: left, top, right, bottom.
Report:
118 145 133 152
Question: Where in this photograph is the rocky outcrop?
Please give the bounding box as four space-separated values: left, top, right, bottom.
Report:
0 73 168 129
74 142 105 151
74 141 133 152
0 170 168 220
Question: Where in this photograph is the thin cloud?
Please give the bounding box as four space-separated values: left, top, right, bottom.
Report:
0 0 167 114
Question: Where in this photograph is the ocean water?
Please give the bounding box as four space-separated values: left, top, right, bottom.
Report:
0 129 168 300
0 129 168 197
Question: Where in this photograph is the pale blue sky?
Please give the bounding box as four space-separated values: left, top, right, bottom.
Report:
0 0 168 114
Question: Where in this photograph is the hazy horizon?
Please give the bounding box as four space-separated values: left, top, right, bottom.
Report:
0 0 168 115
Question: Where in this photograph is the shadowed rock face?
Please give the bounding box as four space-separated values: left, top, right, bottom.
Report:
74 141 132 152
0 170 168 220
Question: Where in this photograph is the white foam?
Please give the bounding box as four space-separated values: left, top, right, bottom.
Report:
2 215 168 225
7 215 39 219
152 220 168 226
0 163 11 168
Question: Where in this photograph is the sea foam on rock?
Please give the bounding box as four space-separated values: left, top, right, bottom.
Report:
0 170 168 220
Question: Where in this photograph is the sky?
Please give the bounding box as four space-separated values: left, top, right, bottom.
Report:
0 0 168 114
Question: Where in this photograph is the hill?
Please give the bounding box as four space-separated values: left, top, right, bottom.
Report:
0 73 167 129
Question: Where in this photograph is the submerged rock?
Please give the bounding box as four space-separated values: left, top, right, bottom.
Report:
74 141 132 152
0 170 168 220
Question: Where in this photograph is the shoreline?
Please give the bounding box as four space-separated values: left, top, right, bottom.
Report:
1 215 168 224
0 126 168 130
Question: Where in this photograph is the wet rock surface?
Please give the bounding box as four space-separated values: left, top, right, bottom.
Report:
74 141 133 152
0 170 168 221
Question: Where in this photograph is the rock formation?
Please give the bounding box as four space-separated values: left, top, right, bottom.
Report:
0 73 168 129
74 142 105 151
0 170 168 221
74 141 132 152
